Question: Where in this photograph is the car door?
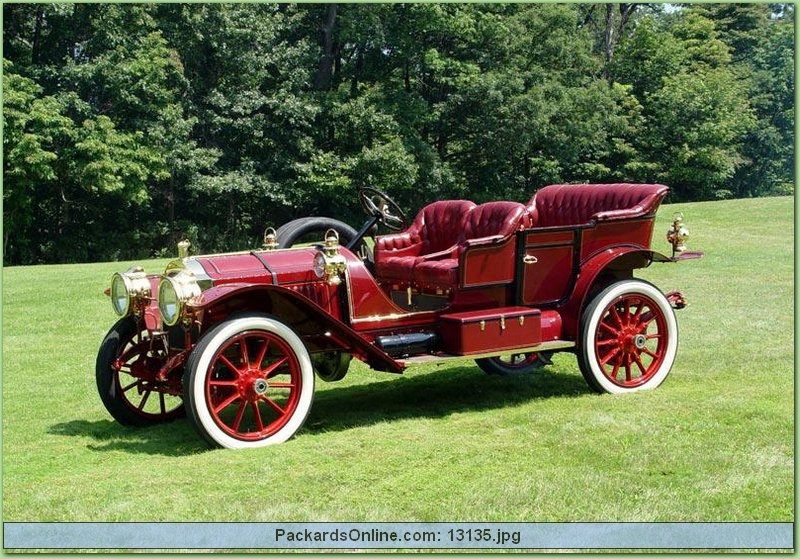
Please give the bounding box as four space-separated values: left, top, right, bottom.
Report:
517 228 578 306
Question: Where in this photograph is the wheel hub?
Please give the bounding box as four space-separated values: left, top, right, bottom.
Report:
236 370 269 401
253 378 268 395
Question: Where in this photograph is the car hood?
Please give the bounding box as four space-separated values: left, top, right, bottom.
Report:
179 247 320 288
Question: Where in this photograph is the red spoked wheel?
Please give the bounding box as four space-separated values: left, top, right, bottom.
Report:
184 313 314 449
95 317 185 426
475 352 552 376
577 279 678 394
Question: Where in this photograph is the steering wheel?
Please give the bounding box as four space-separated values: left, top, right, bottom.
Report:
358 187 409 231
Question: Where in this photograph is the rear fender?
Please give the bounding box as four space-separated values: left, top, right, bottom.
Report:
190 284 403 374
561 248 674 340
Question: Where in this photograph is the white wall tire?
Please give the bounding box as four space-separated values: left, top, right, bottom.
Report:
184 313 314 449
577 279 678 394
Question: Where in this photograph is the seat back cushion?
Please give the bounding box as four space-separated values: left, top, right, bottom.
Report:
527 183 669 228
463 201 529 240
417 200 477 252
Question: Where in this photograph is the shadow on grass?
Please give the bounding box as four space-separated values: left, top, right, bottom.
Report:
49 365 590 455
48 418 208 456
304 364 591 434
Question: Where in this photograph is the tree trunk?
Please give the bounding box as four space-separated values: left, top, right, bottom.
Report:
313 4 338 91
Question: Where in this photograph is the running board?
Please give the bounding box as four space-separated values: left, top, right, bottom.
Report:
396 340 575 367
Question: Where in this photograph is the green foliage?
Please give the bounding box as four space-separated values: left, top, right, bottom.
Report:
2 3 795 264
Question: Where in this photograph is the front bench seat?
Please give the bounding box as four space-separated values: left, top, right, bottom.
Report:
374 200 477 282
414 201 530 287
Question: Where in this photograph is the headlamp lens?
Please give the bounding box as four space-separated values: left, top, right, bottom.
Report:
158 278 181 326
110 273 130 316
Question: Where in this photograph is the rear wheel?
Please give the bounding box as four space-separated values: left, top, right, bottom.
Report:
475 352 552 376
312 351 352 382
95 317 185 426
183 313 314 449
577 279 678 394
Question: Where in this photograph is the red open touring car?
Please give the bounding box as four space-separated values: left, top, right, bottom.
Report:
97 183 702 449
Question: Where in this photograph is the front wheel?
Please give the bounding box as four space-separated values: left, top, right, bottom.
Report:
95 317 185 426
577 279 678 394
184 313 315 449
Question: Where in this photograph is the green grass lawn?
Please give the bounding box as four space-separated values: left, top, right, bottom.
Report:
2 196 793 523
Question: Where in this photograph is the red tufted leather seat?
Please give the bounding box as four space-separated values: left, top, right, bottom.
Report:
414 202 530 287
527 183 669 228
414 201 530 286
464 201 531 238
375 200 530 287
374 200 476 281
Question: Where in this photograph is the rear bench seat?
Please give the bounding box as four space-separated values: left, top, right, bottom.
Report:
527 183 669 228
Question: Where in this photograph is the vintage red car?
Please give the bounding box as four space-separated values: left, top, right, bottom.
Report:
97 183 702 449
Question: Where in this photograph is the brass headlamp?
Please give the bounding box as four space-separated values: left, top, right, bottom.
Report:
313 229 348 285
110 266 151 317
666 212 690 257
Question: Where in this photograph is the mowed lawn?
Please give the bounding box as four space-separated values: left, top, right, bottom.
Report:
2 196 793 523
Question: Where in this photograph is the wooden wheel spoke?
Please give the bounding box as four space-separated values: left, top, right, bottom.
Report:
262 356 289 378
239 339 250 369
213 392 241 414
642 347 660 359
219 354 242 375
137 389 151 411
121 379 139 393
251 401 265 432
639 310 656 329
599 320 621 336
261 395 285 415
232 401 247 431
267 381 295 389
599 346 622 366
254 338 269 369
609 361 621 380
610 305 625 329
209 379 238 387
633 355 648 376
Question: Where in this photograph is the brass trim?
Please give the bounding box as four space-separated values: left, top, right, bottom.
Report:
344 266 439 325
479 320 486 331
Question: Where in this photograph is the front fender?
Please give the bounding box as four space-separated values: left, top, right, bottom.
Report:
189 283 403 374
561 247 676 340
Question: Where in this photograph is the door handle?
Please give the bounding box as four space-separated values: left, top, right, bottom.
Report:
523 254 538 264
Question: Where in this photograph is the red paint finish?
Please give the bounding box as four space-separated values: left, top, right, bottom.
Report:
580 218 655 262
519 227 577 306
439 307 541 355
593 292 670 388
196 248 319 286
460 236 516 287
